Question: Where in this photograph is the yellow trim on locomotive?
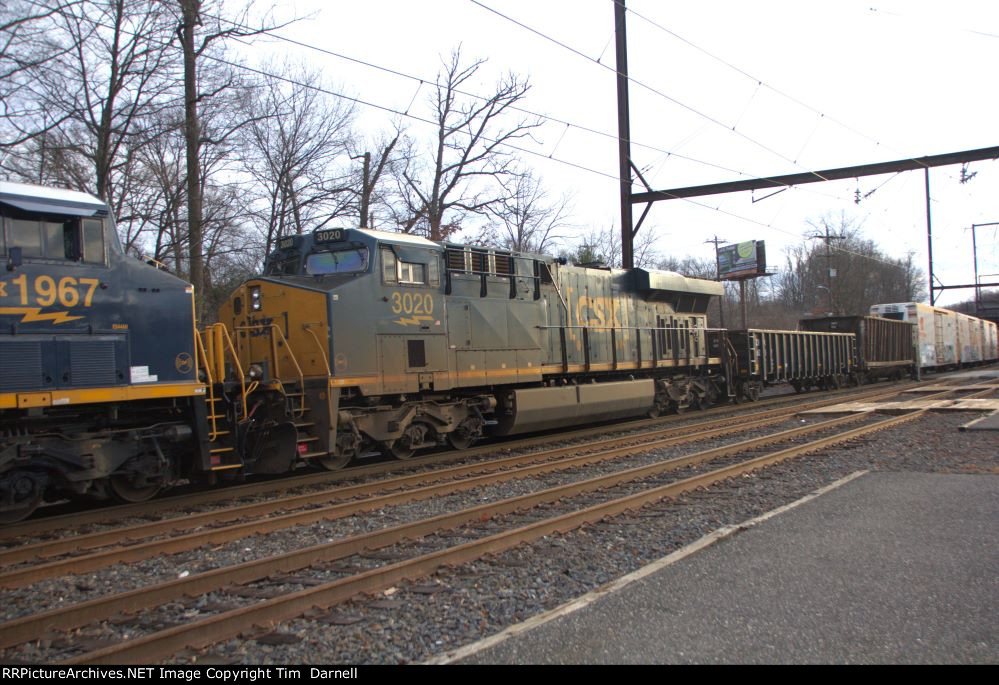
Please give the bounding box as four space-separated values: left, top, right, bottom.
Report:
324 356 725 390
0 382 206 410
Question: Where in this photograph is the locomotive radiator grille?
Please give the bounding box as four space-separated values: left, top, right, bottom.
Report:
68 340 118 386
0 342 44 389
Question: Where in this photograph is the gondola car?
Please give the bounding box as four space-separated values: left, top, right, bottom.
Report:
727 328 855 396
799 315 917 382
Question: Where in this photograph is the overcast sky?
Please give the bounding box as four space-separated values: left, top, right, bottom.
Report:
259 0 999 305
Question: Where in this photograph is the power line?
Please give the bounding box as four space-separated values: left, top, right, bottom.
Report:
10 0 952 272
224 22 761 181
624 5 903 160
468 0 832 182
214 7 880 210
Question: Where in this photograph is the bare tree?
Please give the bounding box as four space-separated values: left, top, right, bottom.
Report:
241 63 356 255
1 0 178 208
566 224 660 268
175 0 294 312
474 170 573 253
0 0 82 149
351 126 403 230
773 215 927 316
396 47 543 241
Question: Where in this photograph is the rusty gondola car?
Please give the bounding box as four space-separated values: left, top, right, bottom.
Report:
799 315 917 382
727 328 856 396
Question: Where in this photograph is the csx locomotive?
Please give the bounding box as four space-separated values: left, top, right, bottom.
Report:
0 182 740 521
0 181 212 521
217 226 731 471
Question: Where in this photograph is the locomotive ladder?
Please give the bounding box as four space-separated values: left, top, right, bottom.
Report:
195 324 249 470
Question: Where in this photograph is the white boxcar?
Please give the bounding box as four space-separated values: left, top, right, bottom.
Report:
956 312 979 364
870 302 999 370
869 302 957 370
986 319 999 361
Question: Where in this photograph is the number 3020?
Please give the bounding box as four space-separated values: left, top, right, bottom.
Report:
390 291 433 315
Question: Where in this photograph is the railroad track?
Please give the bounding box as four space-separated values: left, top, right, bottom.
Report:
0 380 932 542
0 382 990 664
0 382 939 564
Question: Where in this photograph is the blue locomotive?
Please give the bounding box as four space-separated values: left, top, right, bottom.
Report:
0 182 212 521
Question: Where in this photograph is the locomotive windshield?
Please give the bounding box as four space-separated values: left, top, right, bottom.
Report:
305 247 369 275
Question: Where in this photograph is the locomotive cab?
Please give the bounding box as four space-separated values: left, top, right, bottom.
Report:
0 182 204 521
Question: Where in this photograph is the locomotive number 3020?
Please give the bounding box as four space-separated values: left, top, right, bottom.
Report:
0 275 101 308
390 291 433 316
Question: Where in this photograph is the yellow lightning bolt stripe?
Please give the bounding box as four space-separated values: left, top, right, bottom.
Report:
0 307 85 325
393 315 435 326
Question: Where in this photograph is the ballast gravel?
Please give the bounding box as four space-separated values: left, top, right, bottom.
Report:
1 406 995 665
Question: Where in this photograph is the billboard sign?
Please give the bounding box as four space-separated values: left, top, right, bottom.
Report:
717 240 766 280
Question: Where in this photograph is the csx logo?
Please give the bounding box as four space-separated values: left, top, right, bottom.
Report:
246 316 275 337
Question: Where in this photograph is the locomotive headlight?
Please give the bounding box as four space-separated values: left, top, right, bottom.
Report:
249 286 262 311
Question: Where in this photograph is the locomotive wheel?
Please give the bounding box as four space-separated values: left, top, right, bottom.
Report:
447 417 483 451
385 439 415 460
384 424 425 460
0 471 44 523
0 499 40 524
318 453 351 471
109 475 162 504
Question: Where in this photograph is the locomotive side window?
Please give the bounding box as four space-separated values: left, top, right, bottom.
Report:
82 219 106 264
381 247 440 287
8 219 46 257
305 247 368 275
398 261 426 285
4 216 106 264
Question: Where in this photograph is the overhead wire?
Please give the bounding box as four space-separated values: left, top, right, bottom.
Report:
213 5 903 209
468 0 833 182
623 4 919 164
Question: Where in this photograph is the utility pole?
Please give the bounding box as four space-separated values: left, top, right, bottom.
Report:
352 152 372 228
614 0 634 269
705 235 727 329
179 0 204 318
808 224 844 314
925 167 936 305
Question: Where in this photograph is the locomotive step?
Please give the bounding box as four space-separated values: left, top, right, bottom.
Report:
210 446 235 454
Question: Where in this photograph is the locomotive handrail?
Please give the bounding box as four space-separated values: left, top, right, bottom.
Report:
302 324 332 376
235 323 306 418
192 329 221 442
215 324 249 419
197 324 250 425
